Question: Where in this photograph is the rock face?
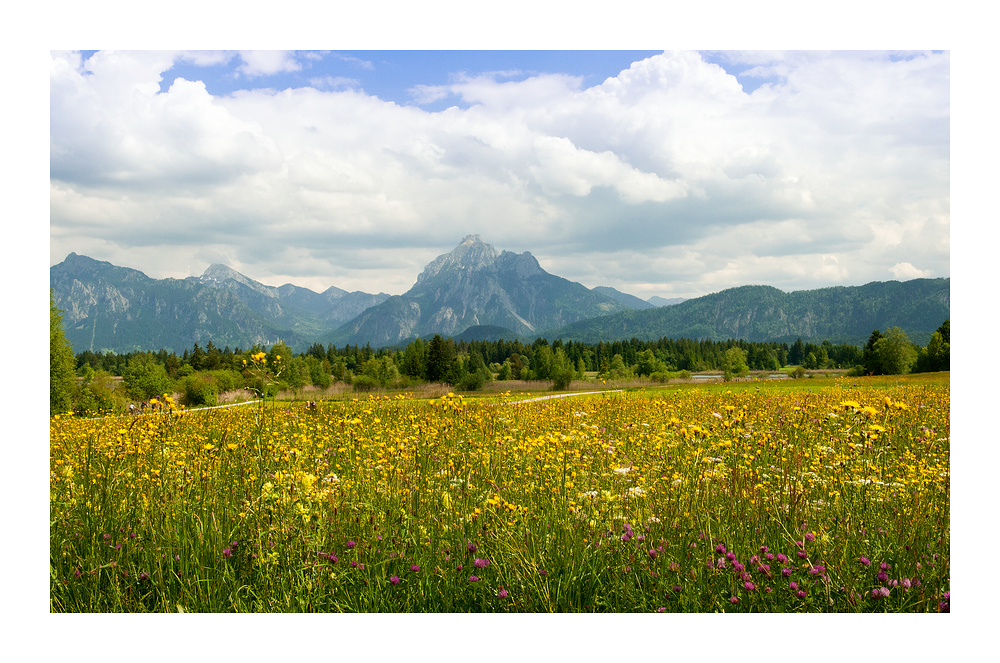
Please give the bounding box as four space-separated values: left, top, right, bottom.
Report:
329 235 631 347
50 253 388 353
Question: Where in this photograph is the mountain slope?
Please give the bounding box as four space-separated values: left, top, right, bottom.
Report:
327 235 632 347
50 253 388 353
545 279 950 346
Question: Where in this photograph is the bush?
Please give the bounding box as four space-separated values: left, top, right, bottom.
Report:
551 368 574 391
180 374 219 407
208 370 242 393
789 366 807 379
459 370 487 392
352 375 380 392
649 371 671 383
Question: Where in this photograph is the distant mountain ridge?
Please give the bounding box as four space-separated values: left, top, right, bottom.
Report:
51 242 949 354
50 253 388 353
545 280 950 347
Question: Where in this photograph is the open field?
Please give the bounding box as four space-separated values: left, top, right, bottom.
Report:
49 373 949 612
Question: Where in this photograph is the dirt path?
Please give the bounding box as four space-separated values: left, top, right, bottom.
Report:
509 390 623 404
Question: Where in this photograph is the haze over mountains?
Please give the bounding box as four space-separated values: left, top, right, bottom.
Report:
50 236 949 354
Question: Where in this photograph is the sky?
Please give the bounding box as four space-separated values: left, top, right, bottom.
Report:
49 47 950 300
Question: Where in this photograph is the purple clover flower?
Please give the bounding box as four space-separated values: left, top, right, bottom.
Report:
859 556 871 566
410 564 420 573
390 575 400 585
474 558 489 569
346 540 356 549
469 575 480 582
498 587 509 598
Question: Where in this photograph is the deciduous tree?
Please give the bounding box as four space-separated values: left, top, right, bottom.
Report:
50 293 76 415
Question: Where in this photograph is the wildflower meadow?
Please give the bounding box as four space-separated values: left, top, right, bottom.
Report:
49 373 949 613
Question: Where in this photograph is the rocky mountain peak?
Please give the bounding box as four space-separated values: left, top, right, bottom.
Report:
201 264 245 282
416 235 500 283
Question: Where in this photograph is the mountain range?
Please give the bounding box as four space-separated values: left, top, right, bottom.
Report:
50 252 389 353
50 236 949 353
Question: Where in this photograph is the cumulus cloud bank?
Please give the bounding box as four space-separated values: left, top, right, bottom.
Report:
49 50 949 299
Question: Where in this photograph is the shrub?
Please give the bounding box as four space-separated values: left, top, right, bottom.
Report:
180 374 219 407
352 375 380 392
552 367 574 391
459 370 487 392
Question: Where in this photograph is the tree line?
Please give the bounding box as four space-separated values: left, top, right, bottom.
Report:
50 293 949 416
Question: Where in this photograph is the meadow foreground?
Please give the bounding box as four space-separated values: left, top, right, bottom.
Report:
49 375 950 612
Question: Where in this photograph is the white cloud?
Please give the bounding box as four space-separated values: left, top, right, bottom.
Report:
237 50 301 77
889 262 933 280
50 50 949 300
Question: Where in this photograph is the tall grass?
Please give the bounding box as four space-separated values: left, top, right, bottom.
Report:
50 376 950 612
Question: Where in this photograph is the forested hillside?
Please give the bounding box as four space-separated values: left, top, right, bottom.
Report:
546 279 950 347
